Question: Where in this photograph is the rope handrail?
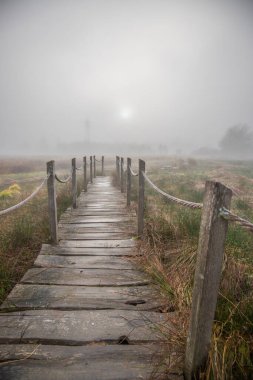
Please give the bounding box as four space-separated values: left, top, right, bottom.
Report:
129 165 138 177
95 158 101 162
0 175 48 216
220 207 253 233
76 166 82 171
142 171 203 209
55 173 71 184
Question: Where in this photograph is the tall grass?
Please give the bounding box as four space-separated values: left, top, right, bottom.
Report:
0 161 83 304
133 157 253 378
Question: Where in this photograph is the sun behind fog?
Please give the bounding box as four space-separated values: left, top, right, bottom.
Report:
119 108 133 119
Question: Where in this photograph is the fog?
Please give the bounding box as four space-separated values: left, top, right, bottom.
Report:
1 0 253 156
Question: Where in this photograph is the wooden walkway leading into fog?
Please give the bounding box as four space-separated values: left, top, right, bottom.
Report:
0 176 175 380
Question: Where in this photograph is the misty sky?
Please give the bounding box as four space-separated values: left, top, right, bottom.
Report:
0 0 253 153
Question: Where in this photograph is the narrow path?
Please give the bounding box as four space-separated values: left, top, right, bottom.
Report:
0 177 175 379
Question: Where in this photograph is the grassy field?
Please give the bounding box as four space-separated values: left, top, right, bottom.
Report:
0 155 252 378
127 156 253 379
0 156 86 303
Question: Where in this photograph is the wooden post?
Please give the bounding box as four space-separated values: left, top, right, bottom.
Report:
71 158 77 209
116 156 120 187
102 156 105 176
184 181 232 379
120 157 124 193
126 157 131 206
93 155 96 178
83 156 87 192
137 159 145 235
47 160 58 244
90 156 93 184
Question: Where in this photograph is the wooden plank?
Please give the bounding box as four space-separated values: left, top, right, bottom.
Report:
59 239 136 248
58 225 133 233
0 309 167 344
20 268 149 286
40 244 136 256
1 284 162 311
58 222 134 228
34 254 133 269
58 233 133 240
61 211 133 216
59 217 134 224
0 344 169 380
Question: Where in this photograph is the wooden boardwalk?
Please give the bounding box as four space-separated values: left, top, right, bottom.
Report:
0 177 174 379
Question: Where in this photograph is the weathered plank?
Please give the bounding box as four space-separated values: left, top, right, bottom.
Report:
21 268 149 286
61 208 132 217
40 244 136 256
58 232 133 240
34 254 133 269
1 284 162 311
0 344 169 380
0 309 167 344
59 239 135 248
59 217 134 224
58 225 133 233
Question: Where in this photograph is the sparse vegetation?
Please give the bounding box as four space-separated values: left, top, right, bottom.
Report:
130 156 253 378
0 157 83 303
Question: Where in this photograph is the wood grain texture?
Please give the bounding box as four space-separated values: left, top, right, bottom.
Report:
1 284 162 311
0 176 171 380
0 344 171 380
34 254 134 269
20 267 149 286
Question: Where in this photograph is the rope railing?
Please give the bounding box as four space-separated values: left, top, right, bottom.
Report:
129 165 138 177
55 173 72 184
76 166 83 171
142 171 203 209
0 175 48 216
220 207 253 233
114 154 253 378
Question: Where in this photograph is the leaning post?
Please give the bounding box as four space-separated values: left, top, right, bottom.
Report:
120 157 124 193
83 156 87 192
116 156 120 187
137 159 145 235
71 158 77 209
102 156 105 176
90 156 93 184
93 155 96 178
184 181 232 379
126 157 131 206
47 160 58 244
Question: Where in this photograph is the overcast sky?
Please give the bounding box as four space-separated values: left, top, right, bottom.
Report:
0 0 253 154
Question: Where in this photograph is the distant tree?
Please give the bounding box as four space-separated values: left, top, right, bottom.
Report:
219 124 253 158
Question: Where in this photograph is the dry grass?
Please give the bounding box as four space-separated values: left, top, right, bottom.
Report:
0 157 83 303
130 156 253 378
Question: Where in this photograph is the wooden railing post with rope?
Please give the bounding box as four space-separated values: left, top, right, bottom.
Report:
47 160 58 244
137 159 145 235
93 155 96 178
90 156 93 184
184 181 232 379
126 157 131 206
120 157 124 193
83 156 87 192
71 158 77 209
116 156 120 187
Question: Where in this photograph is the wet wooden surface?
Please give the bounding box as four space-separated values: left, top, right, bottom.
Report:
0 176 179 379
